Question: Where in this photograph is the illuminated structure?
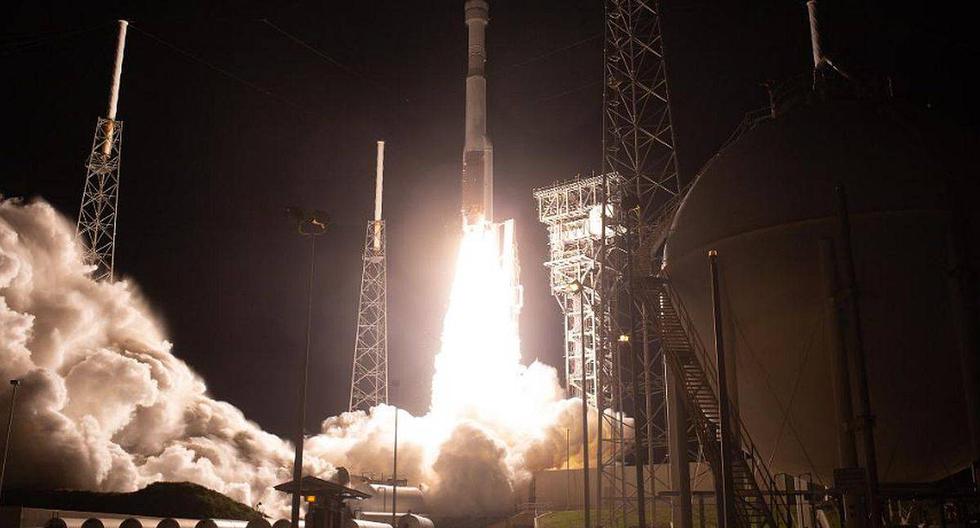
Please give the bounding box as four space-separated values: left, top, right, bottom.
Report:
596 0 694 526
349 142 390 412
537 1 691 526
76 20 128 281
534 174 624 406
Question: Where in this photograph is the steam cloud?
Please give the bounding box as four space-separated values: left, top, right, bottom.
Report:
0 198 595 517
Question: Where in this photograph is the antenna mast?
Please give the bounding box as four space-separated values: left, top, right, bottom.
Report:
349 141 390 412
77 20 128 281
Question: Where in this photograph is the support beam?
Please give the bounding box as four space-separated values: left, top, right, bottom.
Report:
709 250 735 528
667 363 692 528
819 239 863 528
834 185 881 528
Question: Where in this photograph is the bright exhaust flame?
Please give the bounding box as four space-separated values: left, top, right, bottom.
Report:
310 221 588 514
431 222 521 423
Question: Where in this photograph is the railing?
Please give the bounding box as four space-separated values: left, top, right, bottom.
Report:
649 276 794 527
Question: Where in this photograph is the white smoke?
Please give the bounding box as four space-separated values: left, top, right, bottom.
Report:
0 198 595 517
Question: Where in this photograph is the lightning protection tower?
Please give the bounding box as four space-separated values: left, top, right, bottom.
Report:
598 0 687 527
77 20 129 282
349 141 390 412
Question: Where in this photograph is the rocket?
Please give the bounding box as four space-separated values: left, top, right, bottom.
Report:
461 0 493 229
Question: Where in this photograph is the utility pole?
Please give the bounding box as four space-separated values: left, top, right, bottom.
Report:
77 20 128 281
286 208 330 528
392 407 399 528
574 281 591 528
350 141 390 412
819 239 863 528
0 380 21 506
709 251 735 528
834 185 881 528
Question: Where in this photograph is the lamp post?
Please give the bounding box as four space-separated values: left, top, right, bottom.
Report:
0 379 21 506
286 207 330 528
569 279 590 528
391 380 401 528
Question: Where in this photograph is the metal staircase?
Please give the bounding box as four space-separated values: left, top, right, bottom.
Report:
643 275 791 528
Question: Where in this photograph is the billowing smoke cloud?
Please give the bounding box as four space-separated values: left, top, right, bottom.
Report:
0 198 596 517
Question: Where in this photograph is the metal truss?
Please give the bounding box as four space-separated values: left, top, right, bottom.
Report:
534 173 624 408
76 117 123 282
600 0 685 525
349 220 389 412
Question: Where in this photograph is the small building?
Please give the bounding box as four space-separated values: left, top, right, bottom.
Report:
274 476 373 528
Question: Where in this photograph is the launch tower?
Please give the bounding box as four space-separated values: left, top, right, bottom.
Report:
349 142 390 412
595 1 686 526
77 20 128 281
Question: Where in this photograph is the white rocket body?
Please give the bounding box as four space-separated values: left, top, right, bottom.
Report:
461 0 493 229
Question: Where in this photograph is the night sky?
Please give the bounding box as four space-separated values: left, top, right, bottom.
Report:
3 0 977 439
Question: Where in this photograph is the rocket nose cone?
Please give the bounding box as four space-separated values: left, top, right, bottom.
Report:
465 0 489 23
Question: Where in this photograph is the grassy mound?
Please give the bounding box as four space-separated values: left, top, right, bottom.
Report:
1 481 264 520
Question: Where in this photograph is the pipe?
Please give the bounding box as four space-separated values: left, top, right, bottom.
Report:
578 288 591 528
375 141 385 222
818 239 863 528
625 220 648 528
392 408 398 528
834 185 881 528
107 20 128 121
709 250 735 528
641 306 658 524
373 141 385 251
100 21 128 158
666 362 693 528
594 172 607 526
806 1 823 69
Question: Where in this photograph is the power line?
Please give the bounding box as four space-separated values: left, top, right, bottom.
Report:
533 79 602 103
128 23 304 111
260 19 356 76
498 33 601 74
0 22 113 56
259 18 398 99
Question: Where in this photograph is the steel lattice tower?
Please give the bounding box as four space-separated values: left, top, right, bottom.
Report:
535 174 624 408
77 20 128 282
598 0 685 527
349 141 389 412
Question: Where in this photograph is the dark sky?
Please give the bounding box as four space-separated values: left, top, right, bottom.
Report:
3 0 977 439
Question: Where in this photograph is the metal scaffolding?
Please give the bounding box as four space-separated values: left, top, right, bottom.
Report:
77 118 123 282
600 0 685 526
534 173 624 407
77 21 128 282
349 141 389 412
349 220 389 412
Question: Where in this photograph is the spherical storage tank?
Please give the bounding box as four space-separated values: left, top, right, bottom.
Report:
663 97 976 485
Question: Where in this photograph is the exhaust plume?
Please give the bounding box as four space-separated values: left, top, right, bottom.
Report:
0 198 595 517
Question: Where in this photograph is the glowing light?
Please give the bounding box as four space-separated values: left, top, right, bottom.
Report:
431 222 522 424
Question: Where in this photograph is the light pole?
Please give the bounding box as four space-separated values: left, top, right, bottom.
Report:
569 279 590 528
286 207 330 528
392 409 399 528
566 427 570 509
391 380 401 528
0 379 21 506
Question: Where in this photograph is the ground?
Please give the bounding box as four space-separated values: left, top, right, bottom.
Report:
0 481 264 520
